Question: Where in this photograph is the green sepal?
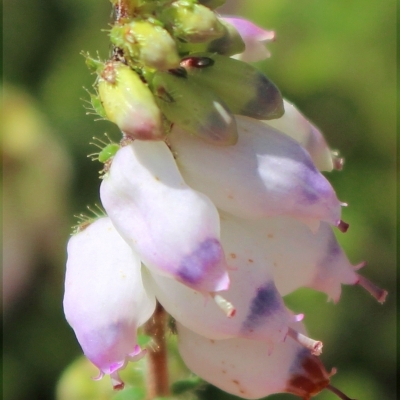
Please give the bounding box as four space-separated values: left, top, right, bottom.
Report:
82 52 105 74
89 93 107 118
110 21 180 70
98 143 120 163
160 1 225 43
181 53 284 120
152 69 238 145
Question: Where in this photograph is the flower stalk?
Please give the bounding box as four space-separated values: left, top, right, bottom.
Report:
143 302 170 398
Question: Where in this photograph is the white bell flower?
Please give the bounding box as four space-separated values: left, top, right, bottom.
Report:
63 217 156 390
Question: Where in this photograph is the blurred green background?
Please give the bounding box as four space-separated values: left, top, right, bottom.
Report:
2 0 396 399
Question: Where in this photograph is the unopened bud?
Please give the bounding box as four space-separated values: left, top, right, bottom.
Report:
152 69 238 145
97 61 164 140
181 53 284 120
160 1 225 43
110 21 180 70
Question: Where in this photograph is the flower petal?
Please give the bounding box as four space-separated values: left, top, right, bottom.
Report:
169 116 342 227
63 217 155 383
100 140 230 292
177 320 333 399
265 100 336 171
144 212 293 344
222 17 275 62
222 214 359 302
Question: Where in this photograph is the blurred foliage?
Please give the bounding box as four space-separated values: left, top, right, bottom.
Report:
2 0 396 400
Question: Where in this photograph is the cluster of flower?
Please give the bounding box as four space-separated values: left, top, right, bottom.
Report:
63 1 387 398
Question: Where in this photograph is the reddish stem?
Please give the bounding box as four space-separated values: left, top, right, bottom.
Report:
143 302 170 399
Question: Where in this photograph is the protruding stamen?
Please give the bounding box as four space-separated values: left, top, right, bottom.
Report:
294 313 304 322
326 384 356 400
287 327 323 355
333 157 344 171
211 293 236 317
353 261 366 271
337 220 349 233
110 371 125 391
357 274 388 304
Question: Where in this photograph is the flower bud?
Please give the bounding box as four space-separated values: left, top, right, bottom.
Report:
63 217 156 388
97 61 164 140
160 1 225 43
100 141 230 293
181 53 284 120
152 69 237 145
110 21 180 70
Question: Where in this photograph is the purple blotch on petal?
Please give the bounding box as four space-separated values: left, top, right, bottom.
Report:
299 162 333 205
177 238 223 285
241 282 283 331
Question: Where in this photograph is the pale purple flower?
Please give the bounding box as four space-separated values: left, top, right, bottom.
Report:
177 319 335 399
64 112 386 394
222 17 276 62
63 217 156 389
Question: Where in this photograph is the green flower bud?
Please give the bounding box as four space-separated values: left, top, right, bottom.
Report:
152 69 237 145
177 19 245 57
110 21 180 70
181 53 284 120
160 1 225 43
198 0 226 9
98 61 164 140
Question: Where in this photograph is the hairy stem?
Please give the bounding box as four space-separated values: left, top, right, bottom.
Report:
143 302 170 399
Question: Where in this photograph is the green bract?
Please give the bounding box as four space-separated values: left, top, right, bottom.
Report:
152 69 238 145
181 53 285 120
110 21 180 70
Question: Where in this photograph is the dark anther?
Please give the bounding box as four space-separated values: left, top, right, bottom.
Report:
180 56 215 68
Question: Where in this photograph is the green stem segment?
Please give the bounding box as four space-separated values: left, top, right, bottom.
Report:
143 302 170 398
